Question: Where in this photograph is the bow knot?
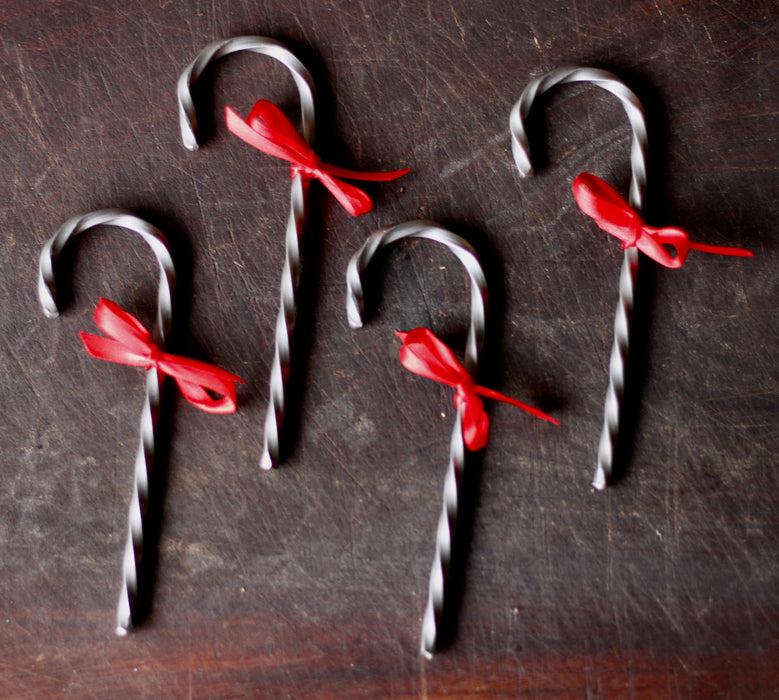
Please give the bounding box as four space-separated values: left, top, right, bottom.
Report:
453 380 475 411
79 299 245 414
225 100 410 217
572 172 753 268
622 223 642 250
454 377 476 399
146 343 165 367
396 328 558 451
291 153 322 180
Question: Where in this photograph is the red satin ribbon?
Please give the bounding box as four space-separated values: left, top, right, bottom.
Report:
225 100 410 217
396 328 559 451
80 299 245 414
572 172 754 268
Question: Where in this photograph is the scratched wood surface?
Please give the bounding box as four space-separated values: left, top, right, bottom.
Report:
1 0 776 697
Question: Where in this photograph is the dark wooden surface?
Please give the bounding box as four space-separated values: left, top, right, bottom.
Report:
1 1 776 697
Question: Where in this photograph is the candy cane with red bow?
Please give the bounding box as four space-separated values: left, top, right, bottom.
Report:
347 221 557 657
510 66 648 490
178 37 409 470
177 36 316 470
39 210 176 635
347 221 486 657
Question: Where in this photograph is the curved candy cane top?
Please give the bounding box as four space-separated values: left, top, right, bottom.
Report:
38 209 176 345
177 35 316 151
510 66 648 211
346 220 488 374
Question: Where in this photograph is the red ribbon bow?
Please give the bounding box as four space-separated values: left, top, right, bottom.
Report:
80 299 245 414
225 100 410 217
396 328 559 451
572 172 753 268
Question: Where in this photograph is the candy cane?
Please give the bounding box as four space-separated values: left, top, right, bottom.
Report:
38 209 176 635
346 220 488 658
178 36 315 469
509 66 649 490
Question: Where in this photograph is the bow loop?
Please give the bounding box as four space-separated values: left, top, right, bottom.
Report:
396 329 472 390
245 100 318 168
396 328 558 451
80 299 244 414
92 299 156 357
639 224 692 267
226 100 410 217
456 387 490 452
572 173 753 268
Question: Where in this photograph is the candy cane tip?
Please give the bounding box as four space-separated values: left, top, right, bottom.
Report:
346 309 365 330
592 467 607 491
115 624 130 637
38 284 60 318
510 143 534 178
260 450 275 471
179 124 200 151
420 647 434 661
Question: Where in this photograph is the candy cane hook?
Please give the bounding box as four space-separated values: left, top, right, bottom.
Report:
177 36 315 150
38 209 176 635
509 67 648 490
178 36 315 470
346 220 488 658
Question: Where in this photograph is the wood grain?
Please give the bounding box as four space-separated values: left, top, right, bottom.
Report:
0 0 776 697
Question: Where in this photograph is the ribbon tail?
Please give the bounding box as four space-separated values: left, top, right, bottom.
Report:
315 170 374 216
174 377 238 414
79 332 151 368
320 163 411 182
687 241 754 259
160 355 244 415
471 385 559 425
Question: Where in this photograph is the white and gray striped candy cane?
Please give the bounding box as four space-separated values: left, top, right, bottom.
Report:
38 209 176 635
346 220 489 658
178 36 316 469
509 67 648 490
